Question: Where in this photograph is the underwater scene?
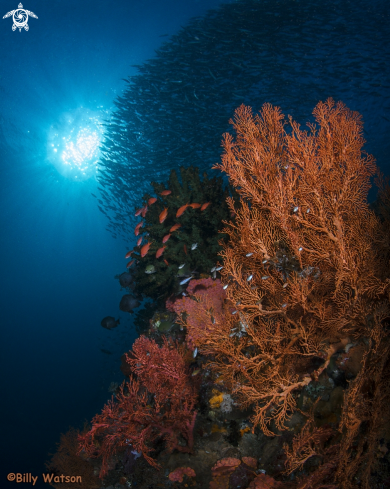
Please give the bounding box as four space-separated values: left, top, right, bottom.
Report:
0 0 389 488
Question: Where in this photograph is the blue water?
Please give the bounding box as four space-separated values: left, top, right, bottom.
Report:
0 0 389 487
0 0 225 486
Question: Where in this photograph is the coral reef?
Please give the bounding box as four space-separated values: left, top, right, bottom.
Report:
171 278 228 350
129 166 238 302
77 99 390 489
168 466 196 482
78 336 198 478
45 426 100 489
209 99 390 487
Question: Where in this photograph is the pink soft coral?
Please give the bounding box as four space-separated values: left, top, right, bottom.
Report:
168 278 228 349
168 466 196 482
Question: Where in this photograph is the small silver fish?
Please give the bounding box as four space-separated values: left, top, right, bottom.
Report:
247 275 253 281
261 276 269 280
306 208 310 213
178 263 186 269
216 266 224 271
180 276 193 285
293 206 299 213
210 266 216 273
193 347 198 358
232 310 238 315
282 303 287 308
298 247 303 252
246 252 253 257
223 284 229 290
191 243 198 250
283 283 288 288
262 259 267 264
131 449 142 459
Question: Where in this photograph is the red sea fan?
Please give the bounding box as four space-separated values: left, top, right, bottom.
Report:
78 336 198 478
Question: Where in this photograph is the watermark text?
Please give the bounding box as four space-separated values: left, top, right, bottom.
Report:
7 473 82 485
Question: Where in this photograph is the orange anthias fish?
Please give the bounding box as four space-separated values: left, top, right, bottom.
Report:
164 259 169 266
126 259 135 268
184 244 187 255
137 236 142 246
148 197 157 205
134 208 143 217
162 233 171 243
156 246 166 258
160 190 172 196
176 203 189 218
140 241 152 258
141 205 148 218
201 202 211 211
125 250 133 259
170 223 182 233
134 221 144 236
189 203 201 209
159 207 168 223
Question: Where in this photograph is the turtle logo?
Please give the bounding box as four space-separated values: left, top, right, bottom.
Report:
3 3 38 32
